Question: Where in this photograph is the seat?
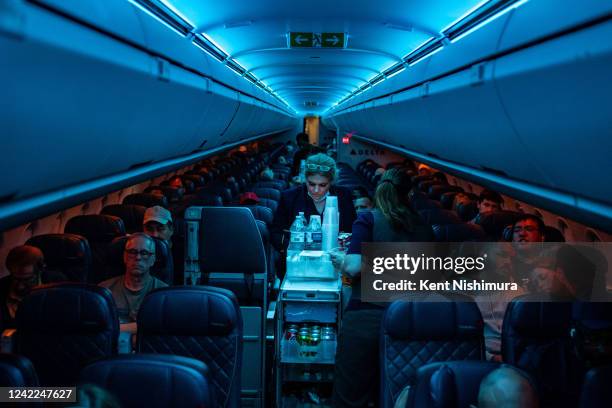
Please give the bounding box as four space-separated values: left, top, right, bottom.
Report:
106 236 173 284
580 366 612 408
252 180 287 190
188 191 223 207
15 283 118 386
418 209 463 225
200 184 233 204
144 185 184 203
455 201 478 222
122 192 168 208
64 214 126 283
251 187 281 202
502 294 581 407
243 205 274 226
475 211 523 240
432 223 486 242
258 197 278 213
428 185 463 201
137 286 242 408
80 354 215 408
545 226 565 242
195 207 267 303
412 198 442 212
381 297 484 408
26 233 92 283
0 353 39 386
100 204 146 233
439 192 460 210
418 180 442 193
407 361 503 408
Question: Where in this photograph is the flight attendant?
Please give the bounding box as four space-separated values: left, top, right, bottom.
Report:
271 153 356 251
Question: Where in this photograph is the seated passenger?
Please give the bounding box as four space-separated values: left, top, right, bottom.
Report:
453 192 472 211
478 366 539 408
239 192 260 206
417 163 432 176
471 189 504 223
351 186 369 201
354 195 373 212
332 168 433 408
0 245 45 329
143 206 174 248
512 214 545 245
271 153 356 251
99 233 167 324
260 167 275 181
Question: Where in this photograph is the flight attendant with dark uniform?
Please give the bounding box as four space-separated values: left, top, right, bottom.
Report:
271 153 357 254
332 167 434 408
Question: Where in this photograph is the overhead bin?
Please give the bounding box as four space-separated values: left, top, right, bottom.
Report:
325 1 612 228
0 0 296 202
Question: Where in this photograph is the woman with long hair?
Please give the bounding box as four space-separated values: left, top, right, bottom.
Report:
332 167 433 408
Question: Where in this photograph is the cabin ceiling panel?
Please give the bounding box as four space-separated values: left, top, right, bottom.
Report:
162 0 486 113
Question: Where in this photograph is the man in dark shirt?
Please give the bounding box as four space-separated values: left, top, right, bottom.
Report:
0 245 45 330
99 233 167 324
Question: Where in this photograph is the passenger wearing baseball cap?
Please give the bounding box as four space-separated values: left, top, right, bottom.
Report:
143 206 174 247
240 192 260 205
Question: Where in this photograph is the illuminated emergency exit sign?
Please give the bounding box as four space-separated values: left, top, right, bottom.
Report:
289 32 346 48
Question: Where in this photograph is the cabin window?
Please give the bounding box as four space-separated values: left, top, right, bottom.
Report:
557 218 569 233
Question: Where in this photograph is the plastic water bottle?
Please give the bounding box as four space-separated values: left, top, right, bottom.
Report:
288 215 305 252
298 211 307 226
306 215 322 251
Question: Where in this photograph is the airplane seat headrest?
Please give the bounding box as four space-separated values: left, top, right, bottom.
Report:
455 201 478 222
0 353 40 387
439 192 459 209
251 187 281 202
418 209 462 226
138 286 241 337
123 193 169 208
544 226 565 242
580 366 612 408
432 223 486 242
383 297 483 340
199 207 266 274
64 214 126 243
474 211 523 239
502 294 573 339
26 233 92 283
428 185 463 201
243 205 274 225
412 198 442 212
100 204 146 234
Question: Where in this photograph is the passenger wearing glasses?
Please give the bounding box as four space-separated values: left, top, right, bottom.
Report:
99 233 167 323
271 153 356 252
0 245 45 329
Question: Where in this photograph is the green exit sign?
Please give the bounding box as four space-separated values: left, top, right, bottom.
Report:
289 32 346 48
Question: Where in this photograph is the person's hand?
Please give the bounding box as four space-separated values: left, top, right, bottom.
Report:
328 249 346 270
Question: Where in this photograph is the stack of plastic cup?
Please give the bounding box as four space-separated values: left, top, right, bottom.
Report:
322 196 339 252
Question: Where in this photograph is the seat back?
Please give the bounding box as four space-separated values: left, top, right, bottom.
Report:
475 211 524 240
0 353 39 387
80 354 215 408
418 209 462 226
243 205 274 226
258 197 278 213
122 193 168 208
432 224 486 242
26 233 92 283
189 191 224 207
251 187 281 202
107 236 173 284
456 201 478 222
502 294 581 407
408 361 503 408
16 283 118 386
412 198 442 212
100 204 146 233
190 206 267 303
580 366 612 408
428 185 463 200
64 215 126 283
137 287 241 408
381 298 484 408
